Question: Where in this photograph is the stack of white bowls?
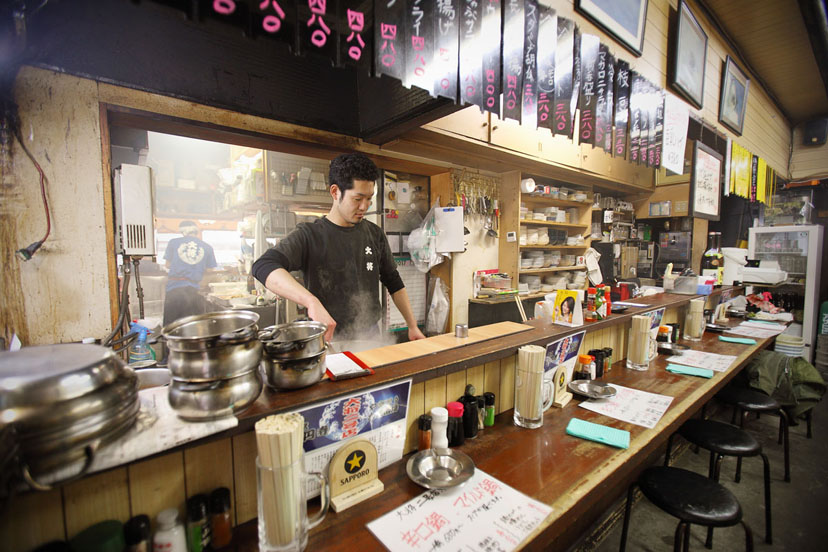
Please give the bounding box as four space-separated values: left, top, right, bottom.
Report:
774 334 805 358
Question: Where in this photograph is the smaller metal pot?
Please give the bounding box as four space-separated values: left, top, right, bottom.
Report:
168 369 262 421
258 320 327 361
262 349 327 390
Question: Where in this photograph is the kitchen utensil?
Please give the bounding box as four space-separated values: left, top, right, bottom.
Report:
406 448 475 489
261 349 327 390
168 369 263 421
568 380 617 400
258 320 327 361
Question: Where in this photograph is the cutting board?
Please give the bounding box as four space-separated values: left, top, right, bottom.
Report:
353 321 532 369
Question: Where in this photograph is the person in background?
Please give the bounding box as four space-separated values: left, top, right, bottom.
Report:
252 153 426 343
163 220 217 327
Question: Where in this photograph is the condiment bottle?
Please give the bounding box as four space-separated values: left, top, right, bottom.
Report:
70 520 125 552
575 355 593 380
657 325 671 343
430 407 449 448
459 385 479 440
153 509 187 552
603 285 612 314
594 287 605 320
476 396 485 430
209 488 232 549
417 414 432 451
446 401 465 447
483 392 496 427
602 347 613 373
585 288 597 321
186 494 210 552
588 349 605 378
125 515 151 552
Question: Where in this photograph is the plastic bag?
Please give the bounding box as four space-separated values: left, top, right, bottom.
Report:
425 277 450 336
408 200 449 273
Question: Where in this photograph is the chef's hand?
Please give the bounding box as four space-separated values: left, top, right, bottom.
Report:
408 326 426 341
307 299 337 342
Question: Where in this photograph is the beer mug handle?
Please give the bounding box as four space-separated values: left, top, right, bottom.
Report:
307 471 329 530
542 378 555 411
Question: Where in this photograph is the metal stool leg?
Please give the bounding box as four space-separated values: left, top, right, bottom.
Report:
665 433 676 466
736 455 743 483
673 521 687 552
806 409 813 439
683 522 691 552
705 454 724 549
707 450 716 478
760 452 772 544
741 519 755 552
619 484 636 552
780 410 790 482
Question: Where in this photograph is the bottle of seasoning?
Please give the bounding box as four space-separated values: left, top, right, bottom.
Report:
476 396 485 430
417 414 432 451
430 407 449 448
594 287 605 320
459 386 479 440
574 355 593 380
585 288 597 321
70 520 125 552
604 285 612 314
186 494 210 552
446 401 465 447
124 515 151 552
483 392 496 427
657 325 672 343
588 349 605 378
602 347 613 373
209 488 232 549
153 509 187 552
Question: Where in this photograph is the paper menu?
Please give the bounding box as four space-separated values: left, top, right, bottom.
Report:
724 325 781 340
434 207 465 253
367 469 552 552
666 350 737 372
578 384 674 429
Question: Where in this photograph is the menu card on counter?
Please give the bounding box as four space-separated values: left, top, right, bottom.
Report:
578 384 673 429
724 325 783 340
666 350 737 373
367 469 552 551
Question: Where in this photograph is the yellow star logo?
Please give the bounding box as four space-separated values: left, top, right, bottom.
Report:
346 451 364 472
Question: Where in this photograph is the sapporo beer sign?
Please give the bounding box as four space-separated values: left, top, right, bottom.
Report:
197 0 668 165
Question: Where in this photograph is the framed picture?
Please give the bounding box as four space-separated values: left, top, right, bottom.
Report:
575 0 649 57
718 56 750 135
669 0 707 109
690 141 723 221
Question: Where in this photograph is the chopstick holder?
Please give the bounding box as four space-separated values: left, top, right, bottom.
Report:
566 418 629 449
666 364 714 378
719 336 757 345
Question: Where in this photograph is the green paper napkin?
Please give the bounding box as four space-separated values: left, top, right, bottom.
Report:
566 418 630 449
719 335 757 345
666 364 714 378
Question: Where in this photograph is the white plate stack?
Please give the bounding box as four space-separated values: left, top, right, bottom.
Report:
774 334 805 358
815 334 828 376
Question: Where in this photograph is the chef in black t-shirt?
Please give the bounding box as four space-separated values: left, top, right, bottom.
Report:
252 153 426 343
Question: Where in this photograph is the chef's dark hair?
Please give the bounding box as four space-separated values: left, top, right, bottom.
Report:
329 153 379 197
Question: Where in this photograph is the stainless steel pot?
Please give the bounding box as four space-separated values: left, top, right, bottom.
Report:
258 320 327 361
162 310 262 381
262 349 326 390
168 369 262 421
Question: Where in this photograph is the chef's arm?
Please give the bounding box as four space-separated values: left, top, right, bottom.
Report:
390 288 426 340
264 268 337 341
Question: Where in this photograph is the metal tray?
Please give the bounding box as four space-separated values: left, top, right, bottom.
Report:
406 448 475 490
657 342 690 355
568 380 617 400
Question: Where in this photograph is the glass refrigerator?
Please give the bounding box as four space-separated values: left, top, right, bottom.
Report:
748 225 824 362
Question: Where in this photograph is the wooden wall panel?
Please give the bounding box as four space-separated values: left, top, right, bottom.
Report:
465 365 485 398
232 432 259 526
184 438 236 523
423 376 448 416
499 355 517 413
0 488 65 552
128 451 186 530
63 468 130 538
405 382 425 454
446 370 467 404
483 360 502 413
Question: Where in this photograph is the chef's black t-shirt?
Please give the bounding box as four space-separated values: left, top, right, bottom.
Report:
252 217 404 339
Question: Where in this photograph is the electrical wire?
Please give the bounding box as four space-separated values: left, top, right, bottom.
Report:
13 125 51 260
102 265 131 347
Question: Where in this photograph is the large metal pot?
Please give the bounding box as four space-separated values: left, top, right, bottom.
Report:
168 369 262 421
258 320 327 361
162 310 263 381
262 348 327 390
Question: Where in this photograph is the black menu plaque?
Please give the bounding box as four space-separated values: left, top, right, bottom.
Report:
375 0 406 81
654 88 664 167
522 0 539 128
578 33 599 146
297 0 339 63
603 53 615 153
629 72 642 164
502 0 525 122
570 26 580 139
482 0 502 116
433 0 459 100
404 0 435 93
639 77 650 166
613 59 630 158
553 17 574 136
460 0 483 109
647 81 658 167
536 5 556 130
594 43 609 151
338 0 373 73
250 0 297 53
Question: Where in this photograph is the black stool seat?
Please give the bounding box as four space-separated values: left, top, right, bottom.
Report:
679 419 760 456
639 467 742 526
717 385 781 411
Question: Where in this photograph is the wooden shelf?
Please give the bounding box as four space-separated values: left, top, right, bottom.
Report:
521 196 594 208
520 220 589 230
519 266 587 274
520 244 588 250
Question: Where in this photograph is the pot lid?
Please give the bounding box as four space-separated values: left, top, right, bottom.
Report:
162 310 259 340
259 320 326 343
0 344 128 422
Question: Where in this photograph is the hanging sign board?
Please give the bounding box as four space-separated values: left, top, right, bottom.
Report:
433 0 459 101
553 17 575 137
629 72 642 164
594 43 609 150
404 0 435 93
603 53 615 152
653 89 665 168
521 0 540 128
536 5 556 130
375 0 406 81
578 33 599 146
662 93 690 175
459 0 483 109
502 0 525 122
613 59 630 158
481 0 502 116
338 0 372 72
297 0 339 61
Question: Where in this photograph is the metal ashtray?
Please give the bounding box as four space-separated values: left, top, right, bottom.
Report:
657 342 690 355
568 380 617 400
406 448 475 489
706 324 729 333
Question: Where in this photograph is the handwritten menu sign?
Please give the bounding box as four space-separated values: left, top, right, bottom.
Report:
366 469 552 551
594 43 609 150
297 0 338 60
501 0 525 122
521 0 539 128
629 72 642 164
662 94 689 174
338 0 371 71
613 59 630 158
536 5 556 131
653 88 664 167
481 0 502 116
666 350 737 372
578 34 599 146
638 78 650 166
724 325 783 340
405 0 435 92
252 0 297 48
375 0 406 81
691 141 723 220
579 384 674 429
553 17 575 136
433 0 459 101
459 0 483 109
570 27 581 138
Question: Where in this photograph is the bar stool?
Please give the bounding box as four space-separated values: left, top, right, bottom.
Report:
664 419 772 545
620 466 754 552
716 383 791 482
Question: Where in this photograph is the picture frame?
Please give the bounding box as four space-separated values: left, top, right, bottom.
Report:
669 0 707 109
575 0 649 57
718 56 750 135
690 141 723 221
